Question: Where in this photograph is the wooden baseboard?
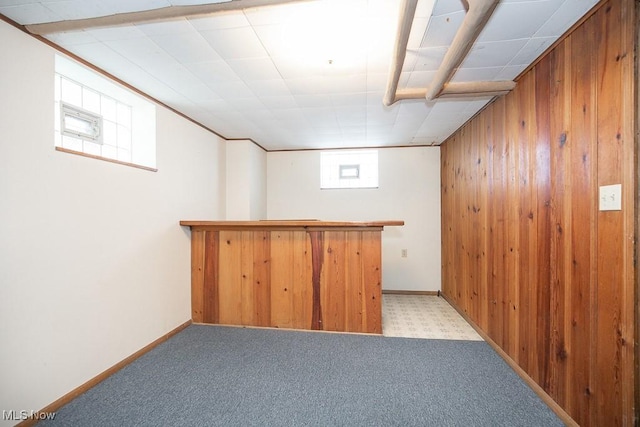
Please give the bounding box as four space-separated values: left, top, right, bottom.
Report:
17 320 192 427
439 293 578 427
382 290 440 296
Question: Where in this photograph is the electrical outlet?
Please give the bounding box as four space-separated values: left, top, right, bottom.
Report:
599 184 622 211
401 249 408 258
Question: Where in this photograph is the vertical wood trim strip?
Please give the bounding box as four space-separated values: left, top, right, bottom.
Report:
309 231 324 330
203 231 219 324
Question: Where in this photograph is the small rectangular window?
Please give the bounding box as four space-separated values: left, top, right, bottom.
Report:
61 102 103 143
339 164 360 179
321 150 378 189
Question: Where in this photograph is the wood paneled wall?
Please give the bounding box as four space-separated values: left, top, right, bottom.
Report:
440 0 636 425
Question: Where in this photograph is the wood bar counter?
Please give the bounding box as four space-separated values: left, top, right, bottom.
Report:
180 220 403 334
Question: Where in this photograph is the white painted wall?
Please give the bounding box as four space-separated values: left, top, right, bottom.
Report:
0 21 225 425
267 147 441 292
226 140 266 220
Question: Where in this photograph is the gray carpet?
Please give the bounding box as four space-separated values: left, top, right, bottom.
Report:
39 325 562 426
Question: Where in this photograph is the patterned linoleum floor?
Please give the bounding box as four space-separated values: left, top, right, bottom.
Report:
382 294 483 341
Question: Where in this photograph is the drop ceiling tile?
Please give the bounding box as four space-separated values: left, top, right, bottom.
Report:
415 0 437 19
459 39 528 68
410 46 449 72
366 43 393 73
135 19 196 36
200 27 266 60
39 0 110 21
245 79 291 97
303 107 339 128
335 106 366 126
285 77 331 96
495 65 526 80
331 93 368 107
323 74 367 94
421 10 464 48
407 17 429 50
188 11 250 31
450 67 502 82
508 36 557 66
406 70 436 87
147 64 219 100
294 94 332 108
398 100 433 118
85 26 148 42
535 0 599 38
367 105 399 126
206 79 255 99
478 1 560 43
270 107 307 122
96 0 170 15
185 60 240 85
46 30 99 45
227 57 281 81
149 31 222 64
199 98 231 113
270 56 326 80
260 95 298 109
432 0 465 16
0 3 62 24
103 37 172 69
366 73 388 92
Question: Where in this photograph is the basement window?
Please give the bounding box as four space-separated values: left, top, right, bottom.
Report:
61 102 103 143
321 150 378 189
54 54 156 171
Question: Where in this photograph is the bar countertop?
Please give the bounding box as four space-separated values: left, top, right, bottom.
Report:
179 220 405 230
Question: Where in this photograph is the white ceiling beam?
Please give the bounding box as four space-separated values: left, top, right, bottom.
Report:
25 0 317 35
439 80 516 97
383 0 419 107
424 0 499 101
395 80 516 101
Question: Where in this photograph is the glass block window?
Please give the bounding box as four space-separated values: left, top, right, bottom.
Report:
54 55 156 170
320 150 378 189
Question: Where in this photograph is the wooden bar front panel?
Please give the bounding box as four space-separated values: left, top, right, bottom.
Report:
190 228 383 334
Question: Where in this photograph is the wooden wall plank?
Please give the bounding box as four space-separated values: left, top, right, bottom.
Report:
252 231 271 327
440 0 636 424
240 231 256 325
533 56 552 393
190 229 205 323
548 35 571 409
322 231 347 332
203 231 219 324
345 232 364 332
290 231 312 330
217 230 243 325
270 230 294 328
566 15 596 423
594 1 628 424
362 231 382 334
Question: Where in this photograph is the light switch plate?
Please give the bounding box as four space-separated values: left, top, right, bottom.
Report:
599 184 622 211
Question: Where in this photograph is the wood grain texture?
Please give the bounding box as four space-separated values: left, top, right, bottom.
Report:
440 0 636 425
190 229 205 323
184 223 393 334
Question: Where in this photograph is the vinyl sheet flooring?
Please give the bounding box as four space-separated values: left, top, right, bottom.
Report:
382 294 483 341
